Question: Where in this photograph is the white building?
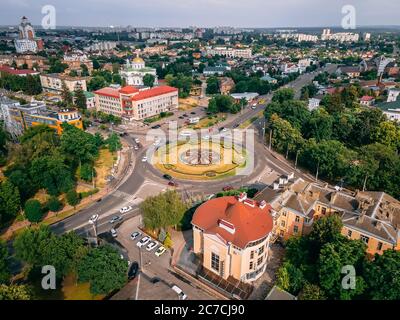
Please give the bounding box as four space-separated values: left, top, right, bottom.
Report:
321 29 359 42
94 85 178 120
15 39 38 53
40 74 88 93
85 41 117 52
14 16 41 53
308 98 321 111
120 56 158 87
297 34 318 42
206 46 252 59
387 88 400 102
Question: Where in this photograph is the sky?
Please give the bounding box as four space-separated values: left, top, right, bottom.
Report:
1 0 399 28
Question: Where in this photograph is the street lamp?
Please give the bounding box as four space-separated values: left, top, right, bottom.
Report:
88 219 98 246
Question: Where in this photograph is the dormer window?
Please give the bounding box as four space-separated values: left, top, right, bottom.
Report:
218 219 235 234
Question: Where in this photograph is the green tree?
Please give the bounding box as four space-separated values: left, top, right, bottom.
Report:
370 121 400 151
74 86 87 111
46 196 62 212
303 108 333 142
272 88 295 103
61 81 73 107
106 133 122 153
0 284 32 300
276 261 304 295
80 163 95 182
0 240 10 284
66 189 79 208
143 74 156 87
77 244 127 295
0 180 21 222
24 199 43 223
206 76 220 94
298 283 326 300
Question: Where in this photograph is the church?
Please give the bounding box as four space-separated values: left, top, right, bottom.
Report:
120 55 158 87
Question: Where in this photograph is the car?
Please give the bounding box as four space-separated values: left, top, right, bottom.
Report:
134 146 139 151
96 198 102 202
155 246 166 257
183 113 188 117
119 206 132 214
128 262 139 280
171 285 187 300
222 128 228 132
150 277 161 284
151 124 161 129
109 215 122 224
134 138 140 144
163 174 172 180
233 123 239 128
89 214 99 223
142 156 148 162
130 231 141 240
168 181 178 187
137 236 150 248
146 241 158 251
110 228 118 238
190 111 196 115
251 105 257 109
202 135 210 140
222 185 234 191
178 116 184 119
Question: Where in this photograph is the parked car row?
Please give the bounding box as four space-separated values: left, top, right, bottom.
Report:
133 231 167 256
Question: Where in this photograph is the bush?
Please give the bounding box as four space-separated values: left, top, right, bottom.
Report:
66 190 80 207
24 199 43 223
163 233 173 248
46 196 63 212
80 163 95 182
79 188 99 199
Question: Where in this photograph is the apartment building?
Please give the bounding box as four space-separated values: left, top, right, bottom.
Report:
255 176 400 256
205 46 252 59
94 85 178 120
40 73 88 93
192 193 273 283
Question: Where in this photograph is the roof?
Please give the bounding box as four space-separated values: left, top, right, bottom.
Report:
132 57 144 63
191 195 273 249
0 65 38 75
360 95 374 101
376 100 400 111
119 86 139 95
130 86 178 101
94 87 120 98
265 286 296 300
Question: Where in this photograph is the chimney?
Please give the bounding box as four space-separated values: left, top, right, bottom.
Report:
238 192 247 202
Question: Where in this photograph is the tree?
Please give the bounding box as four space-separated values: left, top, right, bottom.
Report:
46 196 62 212
143 74 156 87
303 108 333 142
66 189 79 208
364 250 400 300
77 244 127 295
74 86 87 111
80 163 95 182
0 180 21 222
61 81 73 107
207 95 238 114
370 121 400 151
276 262 304 295
106 133 122 153
272 88 295 103
206 76 220 94
88 76 107 91
0 240 10 284
0 284 32 300
298 283 326 300
24 199 43 223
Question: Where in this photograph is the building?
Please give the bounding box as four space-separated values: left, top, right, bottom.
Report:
375 100 400 122
308 98 321 111
205 47 252 59
73 91 95 109
255 176 400 256
120 56 158 86
297 34 318 42
321 29 359 42
143 45 167 56
360 95 375 106
63 51 93 75
260 74 277 84
336 66 361 78
219 78 235 95
192 193 274 283
94 85 178 120
40 73 88 93
14 16 43 53
387 88 400 102
203 66 226 76
230 92 259 103
84 41 117 52
1 98 82 135
0 65 39 77
265 286 297 300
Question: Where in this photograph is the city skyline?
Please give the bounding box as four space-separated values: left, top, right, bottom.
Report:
1 0 400 28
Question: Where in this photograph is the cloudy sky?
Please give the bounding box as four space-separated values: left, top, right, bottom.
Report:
1 0 399 28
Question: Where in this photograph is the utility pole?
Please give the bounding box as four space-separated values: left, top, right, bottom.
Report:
315 161 320 182
294 150 300 169
362 174 368 192
268 129 272 150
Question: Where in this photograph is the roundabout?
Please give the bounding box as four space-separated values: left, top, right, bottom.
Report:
151 139 249 180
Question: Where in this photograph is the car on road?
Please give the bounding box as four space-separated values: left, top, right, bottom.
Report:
110 228 118 238
119 206 133 214
146 241 158 251
89 214 99 223
222 185 234 191
137 236 151 248
130 231 141 240
109 215 122 224
182 113 188 117
134 146 139 151
233 123 239 128
142 156 148 162
151 124 161 129
168 181 178 187
163 174 172 180
150 277 161 284
134 138 140 144
178 116 184 119
155 246 166 257
172 285 187 300
128 262 139 280
251 105 257 109
219 127 228 132
190 111 196 115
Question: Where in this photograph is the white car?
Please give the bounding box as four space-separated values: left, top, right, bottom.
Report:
88 214 99 224
146 241 158 251
130 231 141 240
221 128 228 132
110 228 118 238
134 146 139 151
134 138 140 144
119 206 132 214
136 236 150 248
155 246 166 257
142 156 148 162
172 285 187 300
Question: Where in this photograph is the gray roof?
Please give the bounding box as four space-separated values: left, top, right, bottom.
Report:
265 286 296 300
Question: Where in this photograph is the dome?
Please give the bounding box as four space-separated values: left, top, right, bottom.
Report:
132 57 144 63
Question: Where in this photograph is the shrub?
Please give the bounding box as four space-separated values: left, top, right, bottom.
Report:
66 189 80 207
24 199 43 223
46 196 63 212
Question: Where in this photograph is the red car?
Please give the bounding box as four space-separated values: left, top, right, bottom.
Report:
222 186 234 191
168 181 178 187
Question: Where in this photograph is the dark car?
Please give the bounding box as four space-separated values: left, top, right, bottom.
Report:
190 111 196 115
168 181 178 187
151 124 161 129
163 174 172 180
128 262 139 280
233 123 239 128
150 277 161 284
183 114 188 117
178 116 184 119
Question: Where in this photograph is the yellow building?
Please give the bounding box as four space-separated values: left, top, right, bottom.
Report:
192 193 274 283
255 176 400 257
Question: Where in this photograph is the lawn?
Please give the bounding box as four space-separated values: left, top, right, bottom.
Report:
94 148 115 188
62 273 105 300
179 97 198 111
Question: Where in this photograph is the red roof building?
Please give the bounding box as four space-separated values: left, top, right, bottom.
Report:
0 65 39 77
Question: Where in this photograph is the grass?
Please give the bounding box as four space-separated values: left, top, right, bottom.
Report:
187 114 226 130
62 273 104 300
179 97 198 111
94 148 114 188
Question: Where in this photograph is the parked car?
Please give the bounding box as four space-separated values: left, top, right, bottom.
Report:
178 116 184 119
155 246 166 257
128 262 139 280
150 277 161 284
109 215 122 224
89 214 99 223
151 124 161 129
172 285 187 300
134 138 140 144
222 185 234 191
168 181 178 187
134 146 139 151
130 231 141 240
146 241 158 251
137 236 150 248
110 228 118 238
119 206 132 214
190 111 196 115
142 156 148 162
163 174 172 180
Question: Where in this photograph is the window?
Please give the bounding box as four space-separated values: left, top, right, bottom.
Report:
347 230 352 238
360 235 369 244
281 220 285 227
282 211 287 217
377 242 383 251
295 216 300 223
258 246 264 255
249 261 253 270
279 230 284 237
257 256 263 266
321 207 327 215
250 251 254 259
293 226 299 234
211 252 220 272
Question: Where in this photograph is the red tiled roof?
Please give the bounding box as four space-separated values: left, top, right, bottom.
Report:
192 196 273 249
131 86 178 101
94 87 120 99
119 86 139 94
0 65 38 75
360 95 374 101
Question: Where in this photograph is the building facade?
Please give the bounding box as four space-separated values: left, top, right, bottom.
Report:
14 16 43 53
205 47 252 59
192 193 274 283
120 56 158 86
40 73 88 93
94 85 178 120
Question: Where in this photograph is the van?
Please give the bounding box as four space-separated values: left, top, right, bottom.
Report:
171 285 187 300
